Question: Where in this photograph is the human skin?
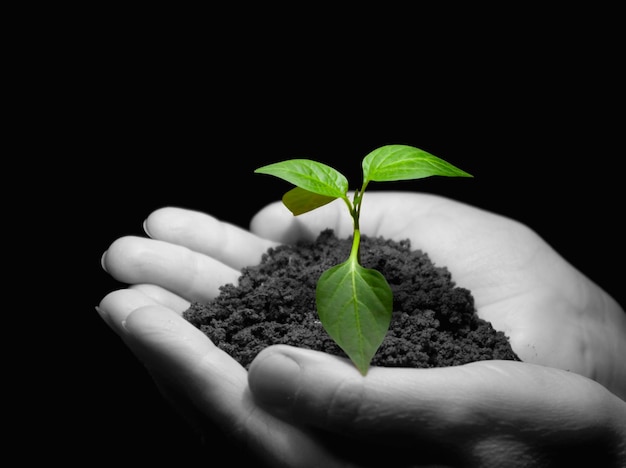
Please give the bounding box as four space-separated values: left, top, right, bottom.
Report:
99 192 626 467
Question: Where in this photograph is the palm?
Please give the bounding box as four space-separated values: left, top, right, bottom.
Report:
250 192 625 388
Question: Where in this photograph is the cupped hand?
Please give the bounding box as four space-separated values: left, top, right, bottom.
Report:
250 192 626 392
99 192 626 467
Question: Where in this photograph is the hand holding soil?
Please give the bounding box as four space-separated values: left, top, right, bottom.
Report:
99 192 626 467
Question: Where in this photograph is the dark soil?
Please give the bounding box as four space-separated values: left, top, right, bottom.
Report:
183 229 521 369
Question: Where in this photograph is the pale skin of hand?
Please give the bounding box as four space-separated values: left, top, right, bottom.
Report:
99 192 626 467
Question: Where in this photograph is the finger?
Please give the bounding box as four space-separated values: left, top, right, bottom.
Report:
129 284 191 313
248 345 623 445
250 191 462 243
98 290 250 440
102 236 240 302
145 207 279 270
250 197 353 244
97 291 251 418
97 288 166 338
118 304 349 468
97 287 190 341
250 191 491 263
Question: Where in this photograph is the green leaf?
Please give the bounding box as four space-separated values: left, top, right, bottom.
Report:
255 145 473 374
282 187 338 216
362 144 473 183
316 257 393 375
255 159 349 199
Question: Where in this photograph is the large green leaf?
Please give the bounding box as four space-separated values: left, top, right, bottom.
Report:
362 144 473 183
255 159 349 198
316 258 393 375
282 187 338 215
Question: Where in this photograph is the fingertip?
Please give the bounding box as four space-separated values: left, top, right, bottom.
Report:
248 346 360 411
100 250 108 273
248 347 302 410
98 289 158 337
249 201 292 239
103 235 147 281
95 305 111 329
250 202 320 244
250 345 357 378
142 218 152 238
250 198 352 243
143 206 177 240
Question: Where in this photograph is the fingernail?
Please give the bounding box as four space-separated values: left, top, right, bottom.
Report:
100 251 108 272
249 351 301 410
95 305 113 330
95 305 107 320
95 304 128 335
142 219 152 237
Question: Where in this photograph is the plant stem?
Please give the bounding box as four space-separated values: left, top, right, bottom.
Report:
350 228 361 264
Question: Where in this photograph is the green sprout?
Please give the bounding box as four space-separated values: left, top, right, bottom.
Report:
255 144 473 374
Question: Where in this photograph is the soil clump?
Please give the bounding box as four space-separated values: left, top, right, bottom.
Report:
184 229 521 369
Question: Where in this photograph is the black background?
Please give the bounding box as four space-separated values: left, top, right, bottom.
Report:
37 10 624 465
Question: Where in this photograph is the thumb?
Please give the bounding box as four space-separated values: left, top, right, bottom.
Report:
248 345 626 459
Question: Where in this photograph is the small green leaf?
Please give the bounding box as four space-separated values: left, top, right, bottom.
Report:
255 159 349 199
255 145 473 374
316 257 393 375
282 187 338 216
362 144 473 183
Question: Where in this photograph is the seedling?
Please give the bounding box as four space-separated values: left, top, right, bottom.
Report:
255 144 472 374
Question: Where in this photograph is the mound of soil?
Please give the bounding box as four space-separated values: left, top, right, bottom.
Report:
183 229 520 369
